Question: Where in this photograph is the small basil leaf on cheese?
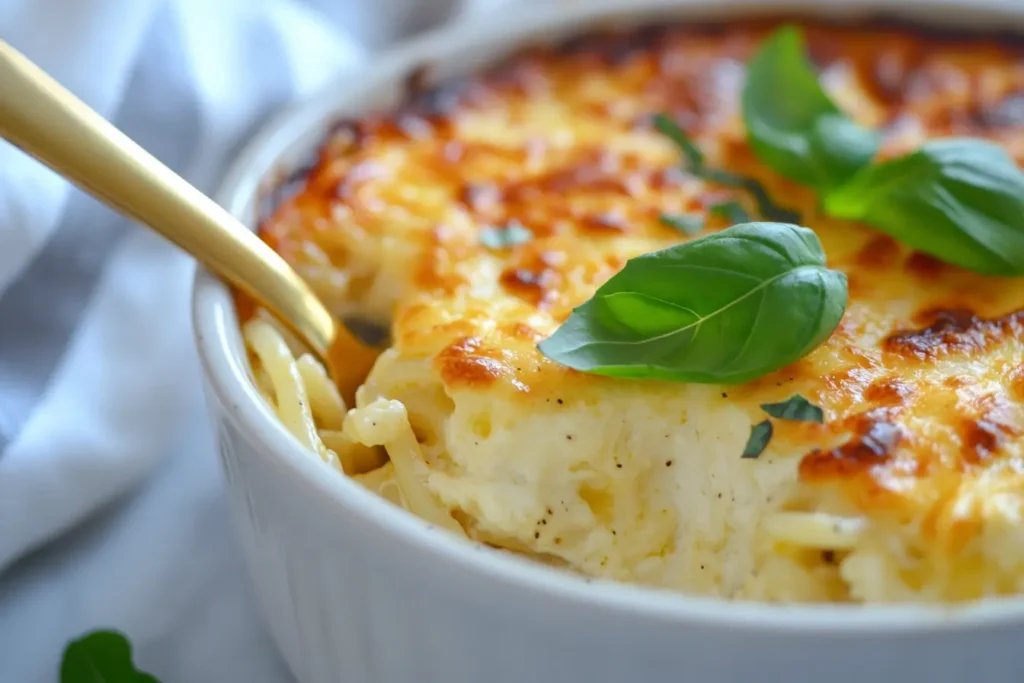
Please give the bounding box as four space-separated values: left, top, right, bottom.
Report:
654 114 801 223
538 222 848 384
824 139 1024 276
743 26 880 192
480 221 533 250
760 394 824 423
659 213 704 235
742 420 773 459
61 630 160 683
709 201 750 224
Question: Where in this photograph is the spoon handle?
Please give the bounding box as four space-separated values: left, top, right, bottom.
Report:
0 40 338 363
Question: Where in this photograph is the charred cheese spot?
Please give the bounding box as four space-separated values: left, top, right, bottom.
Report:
254 19 1024 602
886 308 1024 360
856 235 901 269
799 418 904 481
863 377 913 405
904 251 948 279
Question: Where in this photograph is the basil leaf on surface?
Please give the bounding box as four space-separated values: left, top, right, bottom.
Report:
480 221 533 250
743 26 880 192
824 139 1024 276
742 420 773 459
760 394 824 423
654 114 801 223
538 222 848 384
61 631 159 683
709 201 751 224
659 213 704 235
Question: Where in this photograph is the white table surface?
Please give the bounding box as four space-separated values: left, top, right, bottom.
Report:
0 352 294 682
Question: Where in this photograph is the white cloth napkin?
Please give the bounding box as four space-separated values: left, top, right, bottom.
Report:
0 0 503 573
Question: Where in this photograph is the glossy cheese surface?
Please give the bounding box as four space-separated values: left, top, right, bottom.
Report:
258 20 1024 601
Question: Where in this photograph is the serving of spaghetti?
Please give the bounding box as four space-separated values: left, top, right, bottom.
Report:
240 18 1024 603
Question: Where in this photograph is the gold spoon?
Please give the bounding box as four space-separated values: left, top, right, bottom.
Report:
0 40 381 403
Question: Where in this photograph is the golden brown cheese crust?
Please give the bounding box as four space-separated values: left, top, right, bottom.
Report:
257 19 1024 548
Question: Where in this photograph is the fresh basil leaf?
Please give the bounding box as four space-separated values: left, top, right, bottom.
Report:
743 26 879 192
653 114 704 170
538 222 848 383
709 201 750 224
659 213 704 235
61 630 160 683
654 114 801 223
742 420 773 459
824 138 1024 276
760 394 824 423
479 221 533 250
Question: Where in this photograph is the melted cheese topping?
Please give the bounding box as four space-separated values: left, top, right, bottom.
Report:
256 20 1024 602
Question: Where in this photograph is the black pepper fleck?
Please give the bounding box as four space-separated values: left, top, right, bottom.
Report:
721 392 728 398
556 398 564 405
665 460 673 467
566 435 573 441
534 531 540 539
616 463 623 469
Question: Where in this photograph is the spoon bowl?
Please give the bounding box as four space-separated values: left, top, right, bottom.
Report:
0 40 380 403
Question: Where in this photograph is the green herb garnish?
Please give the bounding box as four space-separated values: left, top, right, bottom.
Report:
653 114 800 223
742 26 880 192
744 26 1024 276
702 169 801 223
61 630 159 683
537 222 847 383
653 113 705 170
479 221 533 250
742 420 774 459
709 201 750 224
825 139 1024 276
659 213 704 235
760 394 824 423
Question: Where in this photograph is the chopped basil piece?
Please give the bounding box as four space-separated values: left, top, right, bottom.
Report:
653 113 704 170
742 420 773 459
659 213 704 235
709 201 750 224
654 114 801 223
760 394 824 423
479 221 533 250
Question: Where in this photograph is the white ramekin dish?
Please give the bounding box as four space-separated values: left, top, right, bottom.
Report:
195 1 1024 681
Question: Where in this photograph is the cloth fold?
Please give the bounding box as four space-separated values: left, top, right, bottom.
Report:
0 0 500 572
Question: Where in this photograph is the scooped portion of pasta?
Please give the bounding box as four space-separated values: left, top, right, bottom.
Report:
243 19 1024 603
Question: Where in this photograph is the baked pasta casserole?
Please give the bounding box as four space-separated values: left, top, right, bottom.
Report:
241 19 1024 603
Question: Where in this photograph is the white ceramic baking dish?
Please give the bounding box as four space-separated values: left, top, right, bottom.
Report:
194 1 1024 681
